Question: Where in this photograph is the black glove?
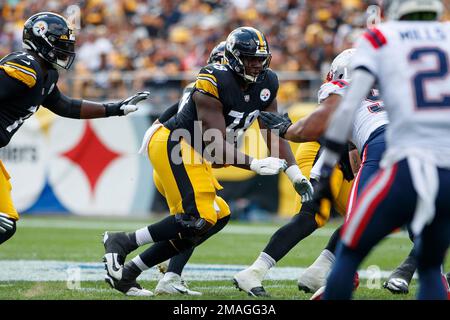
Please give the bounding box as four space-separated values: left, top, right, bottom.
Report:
338 143 354 181
104 91 150 117
259 111 292 138
310 164 334 220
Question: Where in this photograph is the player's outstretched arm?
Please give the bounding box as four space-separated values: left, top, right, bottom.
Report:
259 94 341 143
193 91 287 175
42 88 150 119
311 69 375 213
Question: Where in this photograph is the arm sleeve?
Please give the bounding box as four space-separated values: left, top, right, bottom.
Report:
158 102 179 122
42 86 82 119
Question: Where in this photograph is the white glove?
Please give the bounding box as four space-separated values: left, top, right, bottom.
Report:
0 212 14 234
104 91 150 117
120 91 150 115
285 165 314 202
250 157 288 175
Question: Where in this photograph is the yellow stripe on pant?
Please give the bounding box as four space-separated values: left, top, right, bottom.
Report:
294 142 353 227
0 160 19 220
148 127 230 225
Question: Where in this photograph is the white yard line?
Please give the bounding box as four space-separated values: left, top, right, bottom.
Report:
0 260 414 282
17 218 410 239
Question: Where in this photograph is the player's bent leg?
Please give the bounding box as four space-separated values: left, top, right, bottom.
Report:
156 215 230 296
324 162 416 299
383 246 417 294
234 209 318 297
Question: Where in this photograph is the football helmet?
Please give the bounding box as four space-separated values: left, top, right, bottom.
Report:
207 41 226 64
23 12 76 70
326 48 356 82
383 0 443 21
225 27 271 83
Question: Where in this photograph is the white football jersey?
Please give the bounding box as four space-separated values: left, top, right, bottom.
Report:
318 81 389 152
352 21 450 166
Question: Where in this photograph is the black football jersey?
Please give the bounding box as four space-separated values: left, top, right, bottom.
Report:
0 51 60 148
164 63 279 147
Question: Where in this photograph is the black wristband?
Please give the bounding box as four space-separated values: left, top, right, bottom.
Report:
103 102 122 117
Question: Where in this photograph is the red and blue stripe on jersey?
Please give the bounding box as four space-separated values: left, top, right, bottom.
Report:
363 28 387 49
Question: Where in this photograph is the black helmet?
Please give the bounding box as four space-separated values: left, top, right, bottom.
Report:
224 27 271 83
207 41 226 64
23 12 76 70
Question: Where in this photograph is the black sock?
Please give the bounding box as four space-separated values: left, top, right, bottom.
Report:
263 211 318 262
148 215 181 242
167 216 230 275
325 224 343 254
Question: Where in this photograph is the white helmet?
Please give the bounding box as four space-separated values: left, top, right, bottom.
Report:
383 0 443 21
326 48 356 82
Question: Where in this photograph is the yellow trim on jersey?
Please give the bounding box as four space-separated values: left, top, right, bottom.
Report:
0 64 37 88
198 73 217 83
195 77 219 99
5 61 37 76
0 160 19 221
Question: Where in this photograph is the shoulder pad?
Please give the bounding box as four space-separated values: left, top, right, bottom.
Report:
195 65 224 99
317 80 348 104
0 52 38 88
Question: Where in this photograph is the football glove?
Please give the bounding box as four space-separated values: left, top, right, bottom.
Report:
310 164 334 219
104 91 150 117
0 212 14 234
285 165 314 202
259 111 292 138
250 157 288 175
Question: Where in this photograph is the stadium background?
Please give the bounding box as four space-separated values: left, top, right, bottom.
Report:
2 0 450 219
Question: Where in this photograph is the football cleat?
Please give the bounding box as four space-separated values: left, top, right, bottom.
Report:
104 274 153 296
233 268 269 297
102 231 136 280
155 273 202 296
383 278 409 294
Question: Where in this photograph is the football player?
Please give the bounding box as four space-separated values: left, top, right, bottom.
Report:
150 41 227 296
102 27 313 296
313 0 450 300
0 12 149 246
233 48 389 297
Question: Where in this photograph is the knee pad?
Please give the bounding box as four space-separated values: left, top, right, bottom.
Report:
174 213 213 239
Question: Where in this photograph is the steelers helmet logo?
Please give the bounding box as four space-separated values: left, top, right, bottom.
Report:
260 88 271 102
32 20 48 37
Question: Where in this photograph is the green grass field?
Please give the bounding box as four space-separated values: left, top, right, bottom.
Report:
0 215 448 300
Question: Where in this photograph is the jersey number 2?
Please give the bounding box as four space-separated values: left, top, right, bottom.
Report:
410 47 450 109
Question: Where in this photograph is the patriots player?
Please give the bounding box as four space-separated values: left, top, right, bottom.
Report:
233 48 389 297
102 27 313 296
313 0 450 300
0 12 149 246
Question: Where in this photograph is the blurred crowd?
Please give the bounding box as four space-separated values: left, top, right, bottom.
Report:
1 0 450 108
